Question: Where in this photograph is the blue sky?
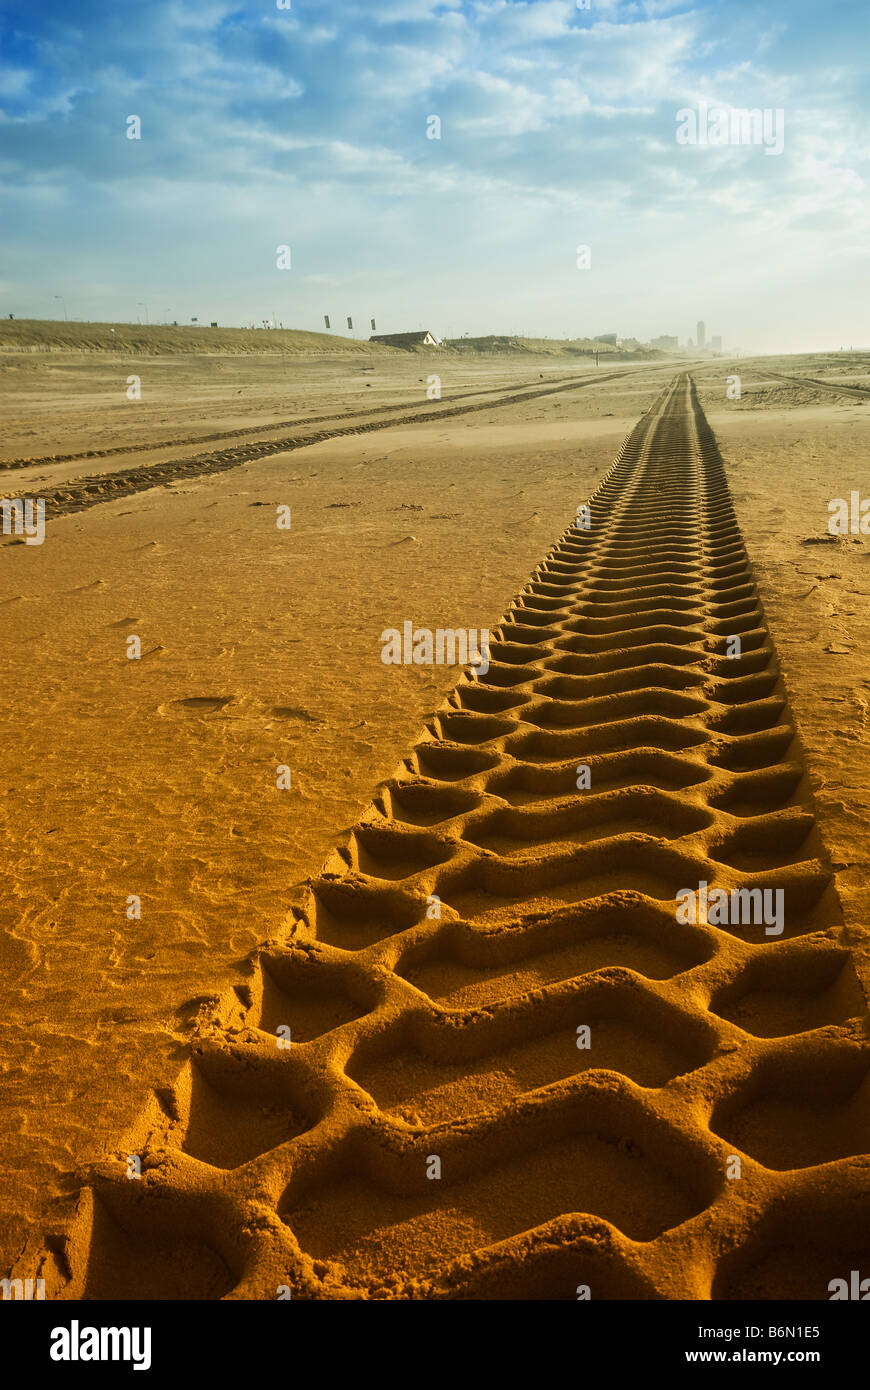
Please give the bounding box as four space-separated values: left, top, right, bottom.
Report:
1 0 868 351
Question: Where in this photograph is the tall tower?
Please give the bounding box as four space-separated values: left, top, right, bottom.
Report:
697 320 706 350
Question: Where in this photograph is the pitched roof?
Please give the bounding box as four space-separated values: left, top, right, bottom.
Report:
369 330 440 346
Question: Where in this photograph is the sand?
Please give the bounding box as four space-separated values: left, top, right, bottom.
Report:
1 342 868 1298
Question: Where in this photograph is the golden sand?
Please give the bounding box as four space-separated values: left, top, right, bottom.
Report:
2 343 868 1296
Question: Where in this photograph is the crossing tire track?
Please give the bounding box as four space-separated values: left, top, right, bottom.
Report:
761 369 870 402
0 369 638 520
0 370 636 473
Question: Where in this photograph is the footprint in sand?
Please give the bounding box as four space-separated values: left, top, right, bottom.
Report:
271 706 322 728
175 696 234 713
273 705 321 723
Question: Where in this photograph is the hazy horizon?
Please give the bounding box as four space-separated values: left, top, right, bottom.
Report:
2 0 868 355
6 317 870 358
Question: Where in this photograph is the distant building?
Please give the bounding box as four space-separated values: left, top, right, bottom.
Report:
593 333 617 346
369 330 440 348
712 335 722 352
651 335 678 350
697 320 706 349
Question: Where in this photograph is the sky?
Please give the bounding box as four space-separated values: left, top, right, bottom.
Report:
1 0 868 352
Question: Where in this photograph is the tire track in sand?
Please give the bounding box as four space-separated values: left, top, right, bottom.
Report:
25 373 870 1300
0 370 636 522
761 369 870 403
0 370 623 473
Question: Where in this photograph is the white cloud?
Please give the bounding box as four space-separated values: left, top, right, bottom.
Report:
3 0 869 350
